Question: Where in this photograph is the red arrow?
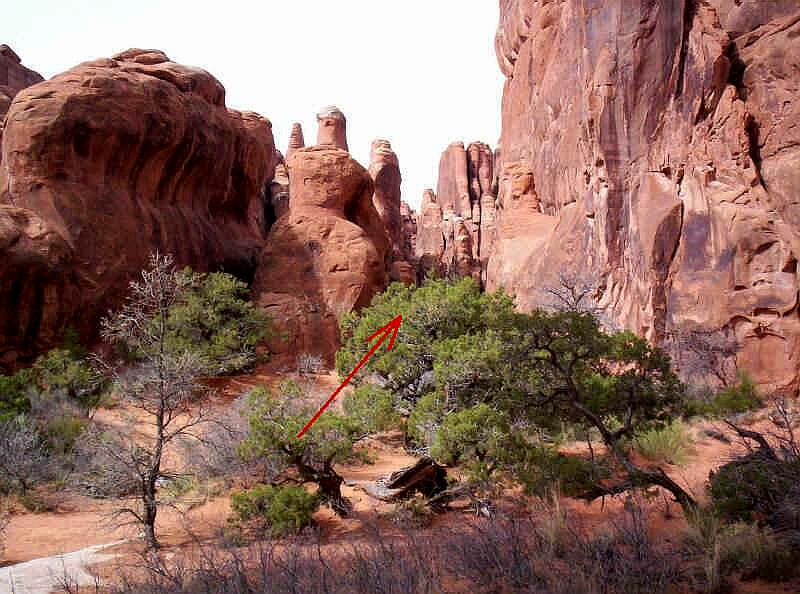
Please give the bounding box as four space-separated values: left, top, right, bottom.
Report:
296 315 403 438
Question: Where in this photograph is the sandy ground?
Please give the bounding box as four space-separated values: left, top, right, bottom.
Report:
1 364 797 593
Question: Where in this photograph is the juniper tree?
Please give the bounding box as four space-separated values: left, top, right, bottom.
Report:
339 278 697 511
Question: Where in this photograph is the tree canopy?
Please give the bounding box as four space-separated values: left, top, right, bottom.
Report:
337 278 694 508
239 382 366 516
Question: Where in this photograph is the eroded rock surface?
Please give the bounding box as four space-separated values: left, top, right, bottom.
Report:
490 0 800 392
316 105 348 151
286 122 305 160
369 139 415 284
0 44 43 121
0 49 276 367
253 114 389 360
415 142 497 282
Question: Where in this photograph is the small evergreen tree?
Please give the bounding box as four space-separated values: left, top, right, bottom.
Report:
165 269 270 375
90 254 217 549
0 369 33 422
239 382 365 516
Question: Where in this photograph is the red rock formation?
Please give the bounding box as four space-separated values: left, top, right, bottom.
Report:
369 138 415 284
369 139 402 254
415 141 497 282
415 189 445 276
0 49 276 368
0 45 43 121
286 122 305 160
253 114 389 361
269 151 290 221
316 106 348 151
491 1 800 393
399 201 417 267
414 187 480 283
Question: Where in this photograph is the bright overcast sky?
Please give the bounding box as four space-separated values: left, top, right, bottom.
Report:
4 1 503 209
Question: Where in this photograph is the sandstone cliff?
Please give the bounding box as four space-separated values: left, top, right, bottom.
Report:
490 1 800 392
0 49 276 368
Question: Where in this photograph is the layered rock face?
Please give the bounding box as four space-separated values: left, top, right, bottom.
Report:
253 113 389 360
0 49 276 368
415 142 498 282
286 122 305 160
0 45 43 121
492 1 800 392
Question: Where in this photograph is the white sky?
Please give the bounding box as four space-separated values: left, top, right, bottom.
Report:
4 1 503 209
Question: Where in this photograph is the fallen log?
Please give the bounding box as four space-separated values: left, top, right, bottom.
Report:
362 457 448 502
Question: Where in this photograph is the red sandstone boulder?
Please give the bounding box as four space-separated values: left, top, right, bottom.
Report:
0 49 276 366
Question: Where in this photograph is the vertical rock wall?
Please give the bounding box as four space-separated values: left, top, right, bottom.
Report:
490 0 800 392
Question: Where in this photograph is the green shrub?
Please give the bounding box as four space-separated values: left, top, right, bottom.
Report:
631 421 691 466
719 522 799 582
60 326 88 359
1 329 100 422
162 475 197 501
431 404 509 468
688 374 761 418
164 269 270 375
43 415 87 455
406 392 446 448
709 452 800 523
0 369 33 422
343 385 400 434
32 348 106 412
230 484 319 536
517 447 610 499
712 375 761 413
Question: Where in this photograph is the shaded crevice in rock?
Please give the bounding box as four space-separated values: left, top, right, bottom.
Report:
745 115 765 189
653 200 686 343
724 41 748 99
675 0 699 98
